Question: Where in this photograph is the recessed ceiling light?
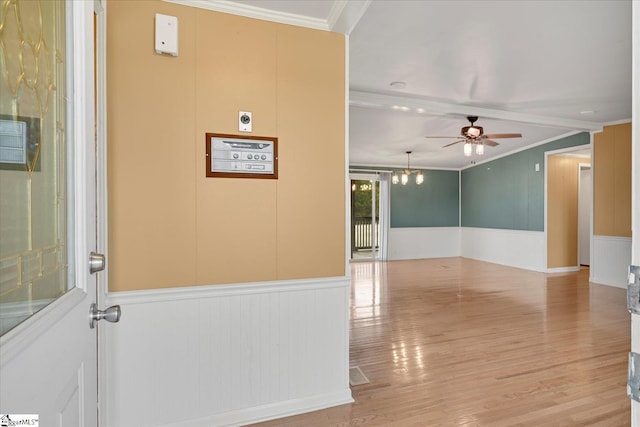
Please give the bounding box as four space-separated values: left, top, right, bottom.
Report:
391 105 409 111
390 81 406 89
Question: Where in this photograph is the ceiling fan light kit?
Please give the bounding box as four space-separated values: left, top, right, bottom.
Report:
426 116 523 158
392 151 423 185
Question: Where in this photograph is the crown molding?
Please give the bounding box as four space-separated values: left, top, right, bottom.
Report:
164 0 329 31
327 0 371 34
163 0 371 34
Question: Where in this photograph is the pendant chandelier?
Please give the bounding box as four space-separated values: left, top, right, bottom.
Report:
392 151 424 185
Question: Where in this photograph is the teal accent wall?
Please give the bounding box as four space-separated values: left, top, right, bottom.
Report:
390 169 459 228
350 167 459 228
461 132 590 231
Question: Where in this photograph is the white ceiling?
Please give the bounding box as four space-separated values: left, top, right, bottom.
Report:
180 0 632 169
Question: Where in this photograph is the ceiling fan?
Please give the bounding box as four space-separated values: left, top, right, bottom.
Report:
425 116 522 156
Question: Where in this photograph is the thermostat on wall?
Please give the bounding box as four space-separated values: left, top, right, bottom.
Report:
239 111 252 132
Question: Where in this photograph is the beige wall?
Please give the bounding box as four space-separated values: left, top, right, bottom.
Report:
547 156 587 268
593 122 631 237
107 1 345 291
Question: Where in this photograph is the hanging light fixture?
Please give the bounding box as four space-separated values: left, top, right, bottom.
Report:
392 151 424 185
475 142 484 155
463 142 473 157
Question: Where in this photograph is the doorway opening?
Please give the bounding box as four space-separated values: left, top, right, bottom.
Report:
546 145 591 271
350 173 389 261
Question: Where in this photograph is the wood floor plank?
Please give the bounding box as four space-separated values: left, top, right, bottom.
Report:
251 258 630 426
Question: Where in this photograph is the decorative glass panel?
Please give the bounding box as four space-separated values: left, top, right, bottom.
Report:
0 0 70 335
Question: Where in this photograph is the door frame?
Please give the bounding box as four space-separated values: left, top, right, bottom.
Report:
577 163 592 267
95 0 110 424
544 143 591 272
349 172 390 262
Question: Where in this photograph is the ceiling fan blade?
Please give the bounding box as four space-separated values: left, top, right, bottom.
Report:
483 139 500 147
425 136 460 139
482 133 522 139
442 139 465 148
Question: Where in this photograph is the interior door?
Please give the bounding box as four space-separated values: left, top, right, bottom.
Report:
0 1 100 425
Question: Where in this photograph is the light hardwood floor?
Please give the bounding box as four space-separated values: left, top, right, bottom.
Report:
252 258 630 426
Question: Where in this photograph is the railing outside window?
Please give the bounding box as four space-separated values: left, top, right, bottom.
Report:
353 216 379 250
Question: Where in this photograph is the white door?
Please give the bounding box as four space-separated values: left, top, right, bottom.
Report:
0 1 104 425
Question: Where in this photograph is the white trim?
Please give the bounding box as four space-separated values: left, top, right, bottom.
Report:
544 143 591 158
349 168 393 174
328 0 371 35
344 33 351 277
458 170 462 226
96 0 108 304
378 173 391 261
107 275 349 305
546 266 580 273
600 118 633 127
159 390 353 427
162 0 371 34
351 162 460 172
96 1 109 425
163 0 329 31
577 163 592 267
593 235 635 243
350 90 603 132
544 144 592 271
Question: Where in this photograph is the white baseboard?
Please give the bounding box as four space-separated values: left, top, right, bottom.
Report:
388 227 460 260
165 390 353 427
461 227 546 272
591 235 631 288
104 276 352 427
547 266 580 273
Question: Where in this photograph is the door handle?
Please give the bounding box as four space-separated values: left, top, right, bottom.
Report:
90 303 121 329
89 252 106 274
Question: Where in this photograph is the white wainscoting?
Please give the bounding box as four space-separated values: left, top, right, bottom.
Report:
104 277 353 427
461 227 547 272
388 227 461 260
591 235 631 288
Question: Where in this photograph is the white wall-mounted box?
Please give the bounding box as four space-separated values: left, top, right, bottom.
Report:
155 14 178 56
